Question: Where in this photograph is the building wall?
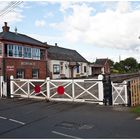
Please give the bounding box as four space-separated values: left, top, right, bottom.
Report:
0 41 47 80
4 58 46 79
48 60 89 79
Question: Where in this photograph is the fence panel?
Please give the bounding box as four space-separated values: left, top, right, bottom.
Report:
130 78 140 106
112 81 128 105
49 77 104 104
10 76 48 99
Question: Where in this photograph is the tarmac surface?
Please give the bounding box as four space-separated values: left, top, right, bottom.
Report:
0 98 140 138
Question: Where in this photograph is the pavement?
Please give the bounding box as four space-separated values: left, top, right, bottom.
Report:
0 97 140 139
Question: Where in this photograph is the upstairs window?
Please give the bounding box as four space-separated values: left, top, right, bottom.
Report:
32 48 40 60
24 47 32 58
0 44 2 56
13 45 23 58
7 44 13 57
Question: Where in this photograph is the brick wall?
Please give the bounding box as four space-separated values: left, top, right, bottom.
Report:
4 58 46 79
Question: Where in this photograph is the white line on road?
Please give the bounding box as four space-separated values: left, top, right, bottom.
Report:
0 116 7 120
52 130 80 139
9 119 25 125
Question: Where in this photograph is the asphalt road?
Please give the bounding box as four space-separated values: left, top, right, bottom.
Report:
0 98 140 139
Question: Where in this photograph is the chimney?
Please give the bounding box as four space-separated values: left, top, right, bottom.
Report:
2 22 10 32
55 43 57 46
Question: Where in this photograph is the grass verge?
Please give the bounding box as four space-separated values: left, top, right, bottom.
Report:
130 105 140 115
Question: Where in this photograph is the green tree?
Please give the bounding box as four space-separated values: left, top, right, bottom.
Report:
123 57 138 73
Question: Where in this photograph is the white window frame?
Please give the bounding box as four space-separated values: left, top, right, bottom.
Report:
32 69 39 78
7 44 14 57
16 69 24 79
53 64 60 74
24 47 32 59
32 48 40 60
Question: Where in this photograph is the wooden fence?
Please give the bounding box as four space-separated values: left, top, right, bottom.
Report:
129 78 140 106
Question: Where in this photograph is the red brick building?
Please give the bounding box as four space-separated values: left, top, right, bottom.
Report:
0 22 48 81
90 58 110 76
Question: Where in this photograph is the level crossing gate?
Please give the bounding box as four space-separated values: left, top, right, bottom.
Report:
10 75 104 104
111 81 128 105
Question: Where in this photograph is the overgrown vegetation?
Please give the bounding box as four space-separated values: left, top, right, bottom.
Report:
130 105 140 115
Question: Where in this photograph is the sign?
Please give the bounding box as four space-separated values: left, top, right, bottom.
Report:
34 85 41 94
57 86 64 95
21 62 35 66
6 66 14 71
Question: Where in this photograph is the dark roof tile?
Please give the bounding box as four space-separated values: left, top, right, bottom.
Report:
47 45 88 62
0 31 47 47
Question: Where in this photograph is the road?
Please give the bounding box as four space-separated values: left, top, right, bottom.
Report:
0 98 140 138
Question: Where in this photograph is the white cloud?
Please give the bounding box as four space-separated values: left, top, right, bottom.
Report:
51 1 140 52
0 2 24 26
35 20 46 27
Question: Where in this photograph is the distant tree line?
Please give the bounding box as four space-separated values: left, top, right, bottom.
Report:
108 57 140 74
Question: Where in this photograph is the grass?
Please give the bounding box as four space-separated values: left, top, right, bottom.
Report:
131 105 140 115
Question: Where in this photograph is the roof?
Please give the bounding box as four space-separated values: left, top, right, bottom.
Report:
90 58 108 68
47 45 88 63
0 31 47 47
95 58 108 65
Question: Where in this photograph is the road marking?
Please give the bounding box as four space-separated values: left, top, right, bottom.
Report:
52 130 80 139
9 119 25 125
136 117 140 120
0 116 7 120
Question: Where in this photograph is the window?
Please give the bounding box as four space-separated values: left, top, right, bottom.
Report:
77 66 80 73
32 69 39 78
60 62 63 74
16 69 24 79
24 47 32 58
7 44 13 56
7 44 23 58
84 66 87 73
14 45 23 58
0 44 2 56
32 48 40 60
53 64 60 74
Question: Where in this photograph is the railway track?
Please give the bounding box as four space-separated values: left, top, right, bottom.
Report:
107 72 140 82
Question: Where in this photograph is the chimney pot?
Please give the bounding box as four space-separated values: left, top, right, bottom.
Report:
2 22 10 32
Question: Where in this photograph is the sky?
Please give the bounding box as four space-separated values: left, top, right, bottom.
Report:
1 1 140 63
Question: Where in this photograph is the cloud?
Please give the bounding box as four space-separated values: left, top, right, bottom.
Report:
35 20 46 27
0 2 24 26
51 1 140 51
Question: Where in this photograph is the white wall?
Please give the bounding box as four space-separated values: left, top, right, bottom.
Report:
48 60 89 79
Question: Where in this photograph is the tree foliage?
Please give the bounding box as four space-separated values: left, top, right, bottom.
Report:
113 57 139 73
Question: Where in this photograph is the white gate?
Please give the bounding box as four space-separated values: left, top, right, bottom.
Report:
10 75 104 104
112 81 128 105
0 76 7 97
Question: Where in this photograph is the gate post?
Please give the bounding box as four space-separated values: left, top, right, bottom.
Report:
72 79 75 101
127 81 131 107
103 75 112 105
98 74 104 105
0 76 4 98
10 75 14 98
46 77 50 100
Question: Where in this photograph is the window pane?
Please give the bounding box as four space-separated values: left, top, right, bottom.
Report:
16 69 24 78
24 47 31 58
53 65 60 74
32 69 39 78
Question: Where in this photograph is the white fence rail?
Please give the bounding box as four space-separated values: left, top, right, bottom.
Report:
10 75 104 104
112 81 128 105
